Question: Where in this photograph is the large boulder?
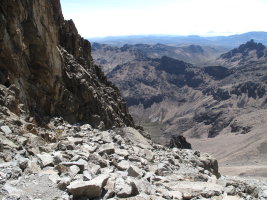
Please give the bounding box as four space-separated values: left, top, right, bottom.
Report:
67 174 109 198
166 135 192 149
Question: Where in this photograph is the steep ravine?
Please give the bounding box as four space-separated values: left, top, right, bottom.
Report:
0 0 266 200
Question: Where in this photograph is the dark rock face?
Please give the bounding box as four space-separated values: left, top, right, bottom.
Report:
231 81 266 99
203 87 231 101
193 109 233 138
166 135 192 149
203 66 231 80
0 0 134 128
157 56 190 75
126 95 163 108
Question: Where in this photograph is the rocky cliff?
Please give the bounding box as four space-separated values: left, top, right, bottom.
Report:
0 0 134 129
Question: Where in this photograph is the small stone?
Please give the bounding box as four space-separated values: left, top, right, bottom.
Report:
115 177 139 198
83 170 92 181
58 177 71 190
53 152 63 165
127 166 143 177
155 163 170 176
1 125 12 134
100 131 113 143
117 160 130 171
225 185 236 195
49 174 60 184
138 149 155 162
70 165 80 177
36 153 54 168
115 148 129 157
89 153 108 168
134 179 155 195
25 123 38 134
0 135 19 148
104 178 116 193
55 164 69 174
80 124 92 131
16 136 28 146
100 167 114 174
81 144 97 153
168 191 183 200
98 143 115 155
115 178 133 198
261 190 267 198
18 158 29 170
67 137 83 145
26 158 41 173
114 134 124 144
59 161 85 171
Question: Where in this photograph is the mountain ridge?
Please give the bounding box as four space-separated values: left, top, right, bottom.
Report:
92 43 226 73
90 31 267 47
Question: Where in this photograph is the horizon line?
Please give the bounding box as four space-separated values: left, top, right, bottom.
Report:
87 31 267 39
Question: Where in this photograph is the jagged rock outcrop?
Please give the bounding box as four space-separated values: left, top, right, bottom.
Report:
217 39 267 68
0 0 134 128
167 135 192 149
220 39 266 59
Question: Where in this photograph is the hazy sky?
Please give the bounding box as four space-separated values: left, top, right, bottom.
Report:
61 0 267 38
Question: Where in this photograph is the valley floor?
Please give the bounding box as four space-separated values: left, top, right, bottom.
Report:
189 132 267 180
219 165 267 180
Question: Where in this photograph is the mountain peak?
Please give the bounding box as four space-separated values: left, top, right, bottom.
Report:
218 40 267 67
221 39 266 59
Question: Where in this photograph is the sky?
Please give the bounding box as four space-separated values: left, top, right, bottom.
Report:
60 0 267 38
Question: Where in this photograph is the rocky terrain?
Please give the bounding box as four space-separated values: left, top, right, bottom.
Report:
101 41 267 172
0 0 267 199
92 43 226 74
1 116 267 200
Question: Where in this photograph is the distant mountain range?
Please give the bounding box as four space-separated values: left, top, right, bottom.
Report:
92 43 227 72
90 31 267 48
